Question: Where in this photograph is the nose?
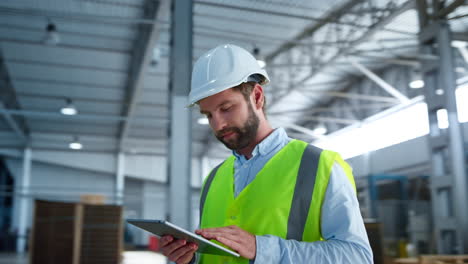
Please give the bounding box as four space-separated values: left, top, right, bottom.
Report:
210 114 227 132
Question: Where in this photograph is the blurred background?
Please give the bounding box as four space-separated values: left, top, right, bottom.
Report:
0 0 467 263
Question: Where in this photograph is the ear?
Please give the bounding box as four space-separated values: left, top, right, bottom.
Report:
252 84 264 110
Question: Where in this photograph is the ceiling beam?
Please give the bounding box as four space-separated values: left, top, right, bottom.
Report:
265 0 365 62
348 59 410 102
268 102 395 116
195 0 372 30
118 0 169 151
269 0 415 110
435 0 467 18
0 6 167 26
299 89 400 103
0 108 169 124
0 51 29 143
278 115 358 125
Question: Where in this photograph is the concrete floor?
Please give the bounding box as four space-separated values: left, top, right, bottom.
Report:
0 251 168 264
0 253 27 264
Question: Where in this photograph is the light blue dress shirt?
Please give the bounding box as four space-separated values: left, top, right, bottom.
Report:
231 128 373 264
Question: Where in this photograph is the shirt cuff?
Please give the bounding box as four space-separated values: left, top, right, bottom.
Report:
252 235 281 264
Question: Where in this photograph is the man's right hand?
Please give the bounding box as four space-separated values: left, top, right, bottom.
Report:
159 235 198 264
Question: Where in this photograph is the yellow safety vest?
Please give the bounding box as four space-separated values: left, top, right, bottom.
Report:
199 140 356 264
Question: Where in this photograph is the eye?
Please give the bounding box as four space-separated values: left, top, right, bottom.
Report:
220 106 232 112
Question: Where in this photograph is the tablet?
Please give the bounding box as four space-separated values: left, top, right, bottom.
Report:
127 219 240 257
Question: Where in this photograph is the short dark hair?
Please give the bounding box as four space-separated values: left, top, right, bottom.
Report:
233 82 267 113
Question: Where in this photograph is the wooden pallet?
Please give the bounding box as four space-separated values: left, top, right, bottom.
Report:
419 255 468 264
394 256 468 264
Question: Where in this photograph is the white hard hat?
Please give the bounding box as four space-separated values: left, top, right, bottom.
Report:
189 44 270 106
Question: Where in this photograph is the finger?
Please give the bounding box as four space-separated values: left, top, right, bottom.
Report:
198 230 227 239
159 235 174 247
178 244 198 263
201 231 243 243
177 250 197 264
216 236 242 252
198 227 239 239
169 244 197 263
161 239 187 256
199 226 238 234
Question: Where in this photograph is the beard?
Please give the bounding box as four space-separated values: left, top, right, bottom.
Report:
215 104 260 151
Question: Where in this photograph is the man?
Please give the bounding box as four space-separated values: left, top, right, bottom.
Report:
160 44 373 264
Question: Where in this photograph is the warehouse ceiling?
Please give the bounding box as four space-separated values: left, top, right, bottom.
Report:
0 0 467 158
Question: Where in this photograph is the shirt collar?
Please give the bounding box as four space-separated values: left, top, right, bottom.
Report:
233 127 288 160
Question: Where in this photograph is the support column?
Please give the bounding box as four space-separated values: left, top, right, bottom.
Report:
168 0 193 229
116 152 125 205
17 147 31 253
417 0 468 253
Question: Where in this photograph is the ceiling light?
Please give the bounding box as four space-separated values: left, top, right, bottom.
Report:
436 109 449 129
44 22 60 45
61 98 78 115
253 46 266 68
435 89 444 95
257 59 266 68
409 80 424 89
198 117 209 125
312 125 327 136
69 137 83 150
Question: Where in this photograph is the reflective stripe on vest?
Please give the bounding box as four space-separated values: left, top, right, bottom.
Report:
286 144 322 240
199 161 224 223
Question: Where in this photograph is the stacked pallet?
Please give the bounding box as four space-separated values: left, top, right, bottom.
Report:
365 220 384 264
29 200 81 264
30 200 123 264
394 255 468 264
80 204 123 264
419 255 468 264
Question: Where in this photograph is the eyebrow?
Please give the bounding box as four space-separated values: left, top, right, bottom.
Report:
199 101 232 115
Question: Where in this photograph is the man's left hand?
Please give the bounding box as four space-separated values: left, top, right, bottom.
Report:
195 225 256 260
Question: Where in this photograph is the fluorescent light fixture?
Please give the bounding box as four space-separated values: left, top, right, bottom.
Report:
69 135 83 150
456 84 468 123
44 23 60 45
409 80 424 89
436 108 449 129
69 142 82 150
61 99 77 115
435 89 444 95
198 117 209 125
452 40 467 48
312 125 327 136
61 107 77 115
257 59 266 68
